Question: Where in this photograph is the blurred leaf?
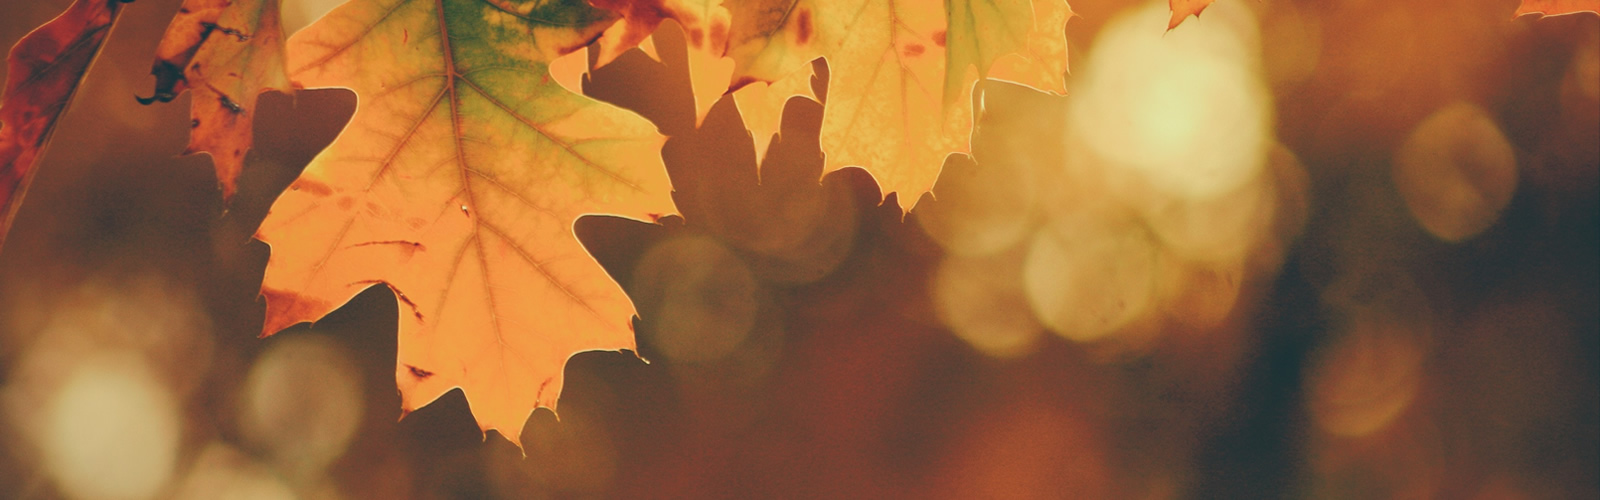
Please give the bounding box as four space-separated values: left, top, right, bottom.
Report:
254 0 675 446
139 0 292 201
1514 0 1600 17
0 0 128 252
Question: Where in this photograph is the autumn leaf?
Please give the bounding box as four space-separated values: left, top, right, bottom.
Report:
733 63 816 162
1166 0 1214 30
256 0 676 445
0 0 129 251
1514 0 1600 17
139 0 291 201
722 0 1070 212
588 0 729 67
579 0 735 125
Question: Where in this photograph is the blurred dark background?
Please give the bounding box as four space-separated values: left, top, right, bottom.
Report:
0 0 1595 498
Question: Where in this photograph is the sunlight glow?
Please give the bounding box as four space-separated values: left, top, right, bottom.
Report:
1024 216 1161 343
43 354 180 500
933 252 1044 358
172 443 296 500
242 334 364 480
1070 0 1271 202
632 237 762 364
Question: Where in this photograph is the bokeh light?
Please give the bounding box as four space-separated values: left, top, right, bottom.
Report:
1309 271 1432 438
1155 257 1244 332
42 354 181 500
916 155 1039 257
2 276 211 500
1307 314 1427 437
1570 33 1599 103
1069 0 1271 202
171 443 296 500
632 236 762 364
1024 215 1161 343
1392 102 1518 242
1259 0 1322 89
494 376 619 497
240 334 364 481
1136 169 1274 264
932 250 1044 358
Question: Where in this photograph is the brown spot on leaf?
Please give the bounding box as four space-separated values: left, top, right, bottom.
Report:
795 9 813 46
729 75 760 92
351 239 427 253
218 94 242 113
407 365 434 379
352 279 425 321
903 43 925 57
709 17 730 49
536 377 552 400
932 30 946 47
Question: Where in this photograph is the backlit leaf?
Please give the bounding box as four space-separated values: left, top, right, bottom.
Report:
722 0 1070 212
256 0 676 445
140 0 292 200
584 0 735 124
0 0 128 251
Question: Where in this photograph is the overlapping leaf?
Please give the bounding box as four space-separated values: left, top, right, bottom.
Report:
256 0 675 444
734 64 815 162
582 0 738 125
720 0 1071 212
140 0 291 200
582 0 1068 209
0 0 128 251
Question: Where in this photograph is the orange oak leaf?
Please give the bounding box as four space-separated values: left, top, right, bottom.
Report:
723 0 1071 212
1514 0 1600 17
0 0 129 251
1167 0 1214 30
257 0 675 445
139 0 291 201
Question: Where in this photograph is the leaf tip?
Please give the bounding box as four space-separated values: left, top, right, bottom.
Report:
258 286 329 337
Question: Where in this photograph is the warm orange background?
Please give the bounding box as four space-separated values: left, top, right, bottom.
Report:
0 0 1595 498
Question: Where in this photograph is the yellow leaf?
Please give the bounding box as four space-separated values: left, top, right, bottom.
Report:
586 0 735 125
731 63 816 163
141 0 292 201
724 0 1070 212
256 0 676 446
